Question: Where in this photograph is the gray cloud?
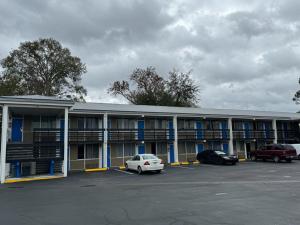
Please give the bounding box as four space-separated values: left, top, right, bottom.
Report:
0 0 300 112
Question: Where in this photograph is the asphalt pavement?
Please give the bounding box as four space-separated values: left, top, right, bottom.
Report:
1 160 300 225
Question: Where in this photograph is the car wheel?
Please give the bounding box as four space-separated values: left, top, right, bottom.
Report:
273 156 280 163
125 163 128 170
137 166 143 175
298 155 300 160
251 155 256 161
286 159 292 163
232 162 236 165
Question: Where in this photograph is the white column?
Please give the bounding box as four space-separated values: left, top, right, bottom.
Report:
103 113 108 168
272 119 278 144
228 118 234 155
173 116 179 162
1 105 8 184
63 108 69 177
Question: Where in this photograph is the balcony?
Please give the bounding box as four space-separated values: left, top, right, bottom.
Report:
107 129 174 142
178 129 230 141
6 142 63 162
233 130 275 140
69 129 104 143
32 128 104 143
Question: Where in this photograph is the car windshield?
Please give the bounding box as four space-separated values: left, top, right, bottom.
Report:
214 151 226 155
142 155 158 160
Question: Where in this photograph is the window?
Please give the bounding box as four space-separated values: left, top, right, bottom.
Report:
86 118 98 129
41 116 56 128
178 120 184 129
32 116 40 130
117 119 123 129
185 120 194 129
124 143 135 157
156 143 167 155
186 143 195 154
78 118 84 129
115 144 123 157
86 144 99 159
78 144 84 159
148 119 155 129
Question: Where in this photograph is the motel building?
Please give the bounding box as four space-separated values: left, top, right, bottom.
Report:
0 95 300 183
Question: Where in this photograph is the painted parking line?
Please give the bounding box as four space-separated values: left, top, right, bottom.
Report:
215 193 228 196
114 169 135 175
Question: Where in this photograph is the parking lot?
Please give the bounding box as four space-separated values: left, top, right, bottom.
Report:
1 161 300 225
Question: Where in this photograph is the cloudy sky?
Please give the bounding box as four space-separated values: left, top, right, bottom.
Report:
1 0 300 112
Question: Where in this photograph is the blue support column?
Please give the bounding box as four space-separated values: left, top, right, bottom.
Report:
49 160 55 175
138 144 145 154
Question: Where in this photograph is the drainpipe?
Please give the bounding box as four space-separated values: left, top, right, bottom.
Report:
63 107 69 177
103 113 108 168
228 118 234 155
1 105 8 183
272 119 277 144
173 116 179 163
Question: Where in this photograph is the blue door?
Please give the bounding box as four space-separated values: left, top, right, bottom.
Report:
60 119 64 142
107 144 111 167
221 121 228 140
244 122 250 139
138 120 144 140
197 143 204 153
168 121 174 140
169 143 175 163
12 118 23 142
265 122 271 139
196 121 203 139
138 144 145 154
223 143 229 155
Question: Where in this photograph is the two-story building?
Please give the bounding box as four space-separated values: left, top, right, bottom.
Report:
0 95 299 183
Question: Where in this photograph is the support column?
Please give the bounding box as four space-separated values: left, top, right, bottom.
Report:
103 113 108 168
1 105 8 184
173 116 179 163
228 118 234 155
272 119 278 144
63 108 69 177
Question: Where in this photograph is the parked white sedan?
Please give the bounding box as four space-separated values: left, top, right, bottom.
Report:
125 154 164 174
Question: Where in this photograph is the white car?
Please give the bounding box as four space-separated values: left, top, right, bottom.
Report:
290 144 300 159
125 154 164 174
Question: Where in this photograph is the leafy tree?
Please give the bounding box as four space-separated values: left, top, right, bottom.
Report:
293 77 300 104
108 67 200 107
0 38 87 101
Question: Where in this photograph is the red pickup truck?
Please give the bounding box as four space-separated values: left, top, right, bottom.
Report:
250 144 297 163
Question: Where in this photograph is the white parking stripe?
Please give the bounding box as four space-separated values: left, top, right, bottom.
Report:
114 169 134 175
215 193 228 196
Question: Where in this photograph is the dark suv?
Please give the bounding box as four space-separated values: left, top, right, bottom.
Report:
250 144 297 163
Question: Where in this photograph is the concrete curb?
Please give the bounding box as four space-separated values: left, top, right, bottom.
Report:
85 168 109 172
5 175 64 184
